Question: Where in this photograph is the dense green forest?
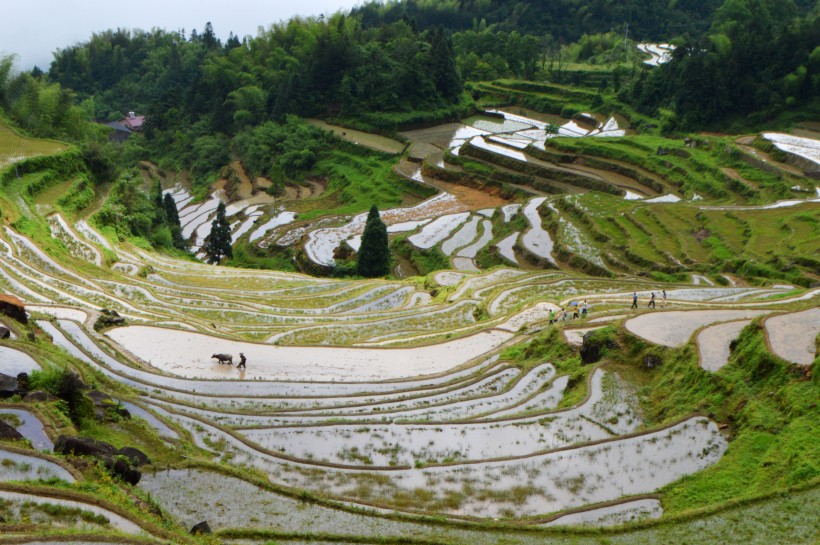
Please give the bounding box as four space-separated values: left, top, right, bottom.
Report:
0 0 817 213
628 0 820 128
48 17 464 128
0 0 816 148
353 0 726 40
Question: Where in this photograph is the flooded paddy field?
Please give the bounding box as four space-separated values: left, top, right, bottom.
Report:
697 320 752 372
541 498 662 527
151 404 725 518
237 370 630 465
0 490 141 533
0 204 813 538
763 307 820 365
625 309 774 347
0 408 52 450
0 346 42 375
0 449 75 482
104 326 513 382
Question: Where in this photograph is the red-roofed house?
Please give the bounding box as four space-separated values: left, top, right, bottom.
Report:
122 111 145 131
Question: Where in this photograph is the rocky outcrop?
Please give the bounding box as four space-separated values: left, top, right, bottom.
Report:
23 390 57 402
580 331 615 364
0 295 26 324
93 309 126 331
0 372 28 398
16 373 29 395
54 435 146 485
0 326 10 339
190 521 212 535
54 435 117 458
87 390 130 421
0 420 24 441
0 373 19 398
117 446 151 467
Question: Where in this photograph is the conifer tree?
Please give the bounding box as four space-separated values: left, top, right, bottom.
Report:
203 202 233 264
356 204 390 277
163 193 186 249
152 180 166 225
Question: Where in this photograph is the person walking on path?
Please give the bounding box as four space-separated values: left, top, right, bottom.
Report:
649 293 656 308
581 300 588 318
238 352 247 369
549 309 556 325
631 292 638 309
573 306 580 320
662 290 667 307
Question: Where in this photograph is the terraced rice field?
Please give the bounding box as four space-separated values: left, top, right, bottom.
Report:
0 120 818 543
4 206 814 522
0 124 68 170
697 320 752 372
763 307 820 365
625 310 773 347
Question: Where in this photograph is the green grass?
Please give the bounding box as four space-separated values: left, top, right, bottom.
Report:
542 134 801 203
613 321 819 514
289 149 435 221
224 242 298 272
547 193 819 284
0 122 68 171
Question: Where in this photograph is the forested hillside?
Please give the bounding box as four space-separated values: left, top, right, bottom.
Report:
629 0 820 128
353 0 725 40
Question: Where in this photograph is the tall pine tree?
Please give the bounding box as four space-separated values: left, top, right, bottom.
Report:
163 192 186 250
357 204 390 277
203 202 233 264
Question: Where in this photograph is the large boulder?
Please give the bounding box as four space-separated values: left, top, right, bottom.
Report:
0 294 27 324
190 521 212 535
117 446 151 467
54 435 117 458
16 372 29 395
0 420 23 441
23 390 57 403
644 354 662 369
0 373 19 398
94 309 126 331
54 435 143 485
105 457 141 485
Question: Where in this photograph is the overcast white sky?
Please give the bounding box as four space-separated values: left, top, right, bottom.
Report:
2 0 368 70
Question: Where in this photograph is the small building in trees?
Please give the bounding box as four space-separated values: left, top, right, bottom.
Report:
122 111 145 131
103 120 134 143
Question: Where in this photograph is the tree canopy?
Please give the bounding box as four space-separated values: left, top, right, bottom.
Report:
627 0 820 129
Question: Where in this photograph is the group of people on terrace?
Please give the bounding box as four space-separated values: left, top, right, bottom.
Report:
548 300 589 325
632 290 666 309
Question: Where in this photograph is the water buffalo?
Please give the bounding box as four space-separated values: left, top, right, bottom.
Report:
212 353 233 365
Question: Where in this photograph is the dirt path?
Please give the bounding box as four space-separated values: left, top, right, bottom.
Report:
395 160 509 210
230 160 255 199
